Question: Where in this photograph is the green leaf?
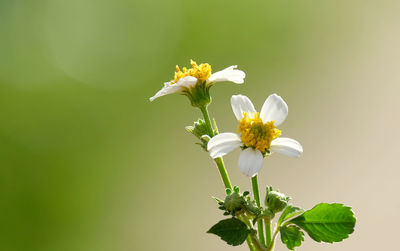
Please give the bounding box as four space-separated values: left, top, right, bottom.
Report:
207 218 251 246
278 205 304 225
280 225 304 250
289 203 356 243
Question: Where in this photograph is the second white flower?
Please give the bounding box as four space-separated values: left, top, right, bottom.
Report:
207 94 303 177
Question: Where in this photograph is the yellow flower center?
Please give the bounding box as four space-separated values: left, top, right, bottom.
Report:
171 60 212 85
238 112 281 152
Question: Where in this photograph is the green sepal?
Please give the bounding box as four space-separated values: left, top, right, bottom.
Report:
212 196 224 206
183 81 211 108
280 225 304 250
289 203 356 243
207 218 251 246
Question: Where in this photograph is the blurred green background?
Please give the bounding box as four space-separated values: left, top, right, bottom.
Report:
1 0 399 250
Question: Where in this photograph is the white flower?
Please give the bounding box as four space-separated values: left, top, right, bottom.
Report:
207 94 303 177
149 60 245 102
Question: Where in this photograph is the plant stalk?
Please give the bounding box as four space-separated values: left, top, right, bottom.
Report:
200 105 257 250
251 175 266 247
266 223 280 251
199 105 215 137
239 215 260 251
246 238 257 251
214 157 233 190
264 218 272 246
199 105 233 190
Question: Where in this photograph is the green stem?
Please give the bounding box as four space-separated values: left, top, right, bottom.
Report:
264 219 272 246
214 157 233 190
246 237 257 251
238 215 259 251
249 232 267 251
266 223 280 251
199 105 232 189
199 105 256 250
199 105 215 137
251 176 266 247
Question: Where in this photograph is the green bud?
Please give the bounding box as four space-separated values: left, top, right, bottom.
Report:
224 193 245 213
245 200 261 216
265 187 290 213
186 119 211 150
185 119 209 139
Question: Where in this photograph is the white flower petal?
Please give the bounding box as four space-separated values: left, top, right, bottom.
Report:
270 137 303 157
207 133 241 159
175 75 198 88
208 65 246 84
238 148 263 177
149 84 182 102
230 95 256 120
149 76 198 101
259 94 288 126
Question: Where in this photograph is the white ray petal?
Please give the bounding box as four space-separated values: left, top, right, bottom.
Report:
270 137 303 157
207 133 241 158
175 76 198 88
149 76 197 101
208 65 245 84
149 84 183 101
238 148 263 177
230 95 256 120
259 94 288 126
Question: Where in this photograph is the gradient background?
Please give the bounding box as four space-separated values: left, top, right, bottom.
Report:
1 0 399 250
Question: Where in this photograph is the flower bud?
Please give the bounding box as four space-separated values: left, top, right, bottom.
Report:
224 192 245 213
265 187 290 213
244 200 261 216
186 119 211 150
186 119 210 138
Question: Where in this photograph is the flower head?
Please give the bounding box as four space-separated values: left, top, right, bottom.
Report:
238 112 281 152
172 61 212 84
149 60 245 107
207 94 303 177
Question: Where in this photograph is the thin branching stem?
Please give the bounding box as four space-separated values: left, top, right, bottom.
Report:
251 176 266 247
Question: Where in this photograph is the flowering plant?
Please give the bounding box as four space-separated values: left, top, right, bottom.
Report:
150 60 356 251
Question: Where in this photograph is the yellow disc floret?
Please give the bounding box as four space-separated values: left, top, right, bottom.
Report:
171 60 212 85
238 112 281 152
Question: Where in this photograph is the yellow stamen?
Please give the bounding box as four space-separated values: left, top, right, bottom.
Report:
170 60 212 85
238 112 281 152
